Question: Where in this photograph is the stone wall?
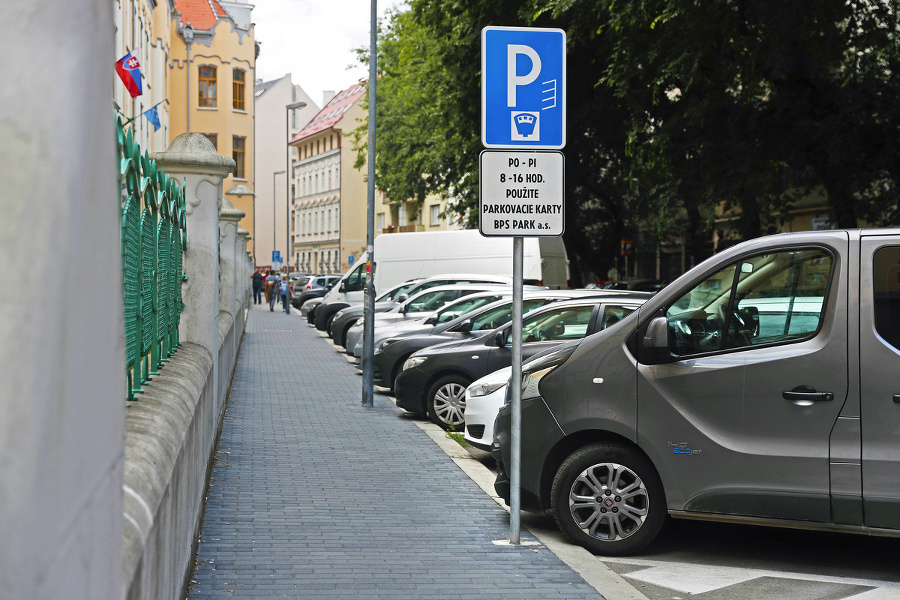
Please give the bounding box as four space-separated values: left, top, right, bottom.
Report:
119 134 252 600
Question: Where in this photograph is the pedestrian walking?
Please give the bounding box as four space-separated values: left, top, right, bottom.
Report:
279 275 291 314
252 269 264 304
266 271 280 311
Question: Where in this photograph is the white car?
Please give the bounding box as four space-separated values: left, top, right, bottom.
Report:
347 284 526 359
464 366 512 451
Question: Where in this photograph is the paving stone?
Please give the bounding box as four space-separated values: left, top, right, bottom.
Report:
186 304 605 599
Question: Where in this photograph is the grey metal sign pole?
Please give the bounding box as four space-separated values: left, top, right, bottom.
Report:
362 0 377 407
480 26 566 545
510 236 523 544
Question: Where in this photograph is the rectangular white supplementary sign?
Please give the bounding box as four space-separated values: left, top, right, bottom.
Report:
479 150 565 237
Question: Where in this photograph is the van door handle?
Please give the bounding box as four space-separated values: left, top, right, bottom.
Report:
783 386 833 406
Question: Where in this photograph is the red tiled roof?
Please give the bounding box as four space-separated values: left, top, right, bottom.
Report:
290 82 367 143
174 0 229 31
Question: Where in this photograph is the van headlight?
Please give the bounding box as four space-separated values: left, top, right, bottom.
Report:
516 345 577 402
374 338 399 355
402 356 427 371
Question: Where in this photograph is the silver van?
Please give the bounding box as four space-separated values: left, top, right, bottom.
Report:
493 229 900 555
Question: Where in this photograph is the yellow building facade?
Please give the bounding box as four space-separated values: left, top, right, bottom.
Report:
114 0 174 153
168 0 257 252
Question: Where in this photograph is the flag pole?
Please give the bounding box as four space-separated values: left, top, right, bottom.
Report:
122 99 167 126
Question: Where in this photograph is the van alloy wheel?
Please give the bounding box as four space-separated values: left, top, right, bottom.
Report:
551 444 665 556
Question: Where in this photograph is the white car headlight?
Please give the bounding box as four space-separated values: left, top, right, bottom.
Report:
468 381 507 398
402 356 427 371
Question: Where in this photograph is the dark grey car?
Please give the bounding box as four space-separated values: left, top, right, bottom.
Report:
394 296 648 429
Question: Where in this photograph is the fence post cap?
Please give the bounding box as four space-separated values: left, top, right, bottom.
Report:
150 133 235 176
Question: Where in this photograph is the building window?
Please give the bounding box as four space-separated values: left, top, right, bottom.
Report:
232 69 245 110
430 204 440 226
205 133 218 150
377 213 385 231
232 136 245 178
399 203 408 225
198 66 217 107
327 208 332 231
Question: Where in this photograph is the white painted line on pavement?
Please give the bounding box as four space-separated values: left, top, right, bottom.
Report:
601 556 900 595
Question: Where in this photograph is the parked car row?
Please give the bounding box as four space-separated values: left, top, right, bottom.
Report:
305 229 900 562
393 294 648 429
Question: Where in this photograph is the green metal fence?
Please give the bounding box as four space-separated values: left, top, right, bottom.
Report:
118 118 187 402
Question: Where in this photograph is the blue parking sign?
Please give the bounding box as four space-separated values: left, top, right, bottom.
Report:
482 27 566 149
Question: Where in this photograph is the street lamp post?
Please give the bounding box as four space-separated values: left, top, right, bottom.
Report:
285 100 307 272
273 169 285 269
183 24 194 132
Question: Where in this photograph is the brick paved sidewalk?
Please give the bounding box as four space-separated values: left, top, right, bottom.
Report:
186 302 607 599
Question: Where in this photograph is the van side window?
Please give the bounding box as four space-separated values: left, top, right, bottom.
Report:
344 263 370 292
873 246 900 351
665 249 833 357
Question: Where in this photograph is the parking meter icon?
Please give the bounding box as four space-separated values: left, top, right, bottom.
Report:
512 111 539 141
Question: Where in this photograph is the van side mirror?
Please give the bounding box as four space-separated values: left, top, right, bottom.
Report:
642 316 670 361
338 280 346 293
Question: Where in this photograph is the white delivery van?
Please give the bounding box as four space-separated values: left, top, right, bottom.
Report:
374 230 569 292
312 230 570 329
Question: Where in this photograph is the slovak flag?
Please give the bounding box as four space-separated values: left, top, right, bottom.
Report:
115 52 143 98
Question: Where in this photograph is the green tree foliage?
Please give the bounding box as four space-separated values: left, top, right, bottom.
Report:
596 0 900 236
360 0 900 282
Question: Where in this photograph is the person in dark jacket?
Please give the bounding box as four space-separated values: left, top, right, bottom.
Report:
252 270 264 304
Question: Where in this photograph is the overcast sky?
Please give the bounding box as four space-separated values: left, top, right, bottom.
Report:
251 0 405 108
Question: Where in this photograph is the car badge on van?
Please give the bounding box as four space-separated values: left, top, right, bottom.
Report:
669 441 702 455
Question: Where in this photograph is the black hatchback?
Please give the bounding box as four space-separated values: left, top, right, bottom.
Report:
394 295 649 429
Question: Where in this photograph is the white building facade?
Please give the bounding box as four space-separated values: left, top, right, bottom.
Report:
254 74 318 267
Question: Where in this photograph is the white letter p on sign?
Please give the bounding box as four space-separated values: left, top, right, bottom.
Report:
507 44 541 107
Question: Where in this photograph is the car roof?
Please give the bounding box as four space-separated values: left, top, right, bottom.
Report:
431 291 647 331
398 283 517 303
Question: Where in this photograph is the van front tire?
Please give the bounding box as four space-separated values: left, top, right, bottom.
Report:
550 444 665 556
